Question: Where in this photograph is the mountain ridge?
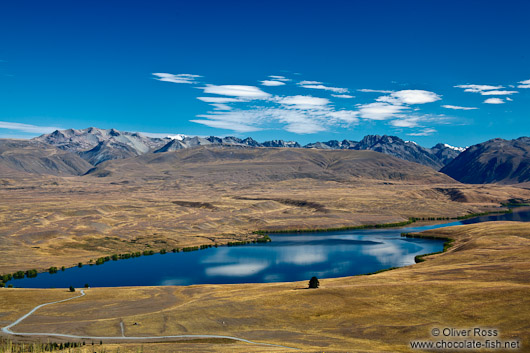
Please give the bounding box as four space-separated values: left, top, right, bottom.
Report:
441 137 530 184
32 128 464 169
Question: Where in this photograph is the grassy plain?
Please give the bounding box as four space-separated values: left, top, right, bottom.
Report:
1 221 529 352
1 171 529 274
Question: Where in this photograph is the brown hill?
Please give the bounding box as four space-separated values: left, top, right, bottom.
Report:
86 146 456 184
0 139 92 176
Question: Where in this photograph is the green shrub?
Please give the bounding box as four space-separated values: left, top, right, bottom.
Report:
13 271 25 279
26 269 38 278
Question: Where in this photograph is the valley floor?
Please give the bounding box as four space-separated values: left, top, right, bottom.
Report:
1 174 529 275
1 221 529 352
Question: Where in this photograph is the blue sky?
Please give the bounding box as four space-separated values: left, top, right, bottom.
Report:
0 0 529 147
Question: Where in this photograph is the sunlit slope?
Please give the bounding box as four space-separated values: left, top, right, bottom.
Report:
86 146 456 184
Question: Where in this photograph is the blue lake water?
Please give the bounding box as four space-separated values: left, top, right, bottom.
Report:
7 207 530 288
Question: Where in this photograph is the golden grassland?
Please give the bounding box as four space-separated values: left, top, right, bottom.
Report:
1 221 529 352
1 171 529 274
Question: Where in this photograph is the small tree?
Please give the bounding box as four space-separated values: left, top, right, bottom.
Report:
308 276 320 289
69 286 75 292
84 283 89 289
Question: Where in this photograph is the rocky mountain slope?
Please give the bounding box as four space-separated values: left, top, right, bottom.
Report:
441 137 530 184
33 127 169 165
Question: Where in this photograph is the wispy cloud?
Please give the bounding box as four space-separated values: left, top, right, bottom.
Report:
390 116 424 128
269 75 290 82
152 73 463 136
0 121 62 134
358 102 408 120
193 93 358 134
483 98 505 104
442 105 478 110
200 84 271 99
377 90 441 105
260 80 286 86
197 97 243 103
152 73 201 84
298 80 348 93
190 117 262 132
455 84 503 93
193 108 327 134
276 95 330 107
408 128 436 136
518 79 530 89
357 88 394 93
197 97 244 111
480 90 518 96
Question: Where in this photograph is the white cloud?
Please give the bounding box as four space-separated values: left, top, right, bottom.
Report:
152 73 201 84
331 94 354 99
358 102 408 120
357 88 394 93
390 114 448 129
408 128 437 136
200 84 271 99
191 117 262 132
480 90 518 96
269 75 290 82
298 81 349 93
442 105 478 110
211 103 232 110
193 108 325 134
506 97 513 101
327 110 359 124
377 90 441 105
197 97 242 103
299 80 322 85
0 121 62 134
260 80 286 86
277 95 330 107
483 98 505 104
390 116 423 128
191 96 358 134
455 84 504 93
518 79 530 89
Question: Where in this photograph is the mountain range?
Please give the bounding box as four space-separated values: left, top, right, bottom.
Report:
0 127 528 184
32 128 463 169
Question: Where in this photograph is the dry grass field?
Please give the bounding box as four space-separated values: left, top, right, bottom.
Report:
1 170 529 275
1 221 529 352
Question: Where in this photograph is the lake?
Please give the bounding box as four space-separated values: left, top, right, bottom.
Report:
7 207 530 288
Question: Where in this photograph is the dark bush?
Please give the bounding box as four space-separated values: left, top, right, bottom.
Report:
308 276 320 289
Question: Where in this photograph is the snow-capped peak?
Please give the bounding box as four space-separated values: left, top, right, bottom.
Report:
443 143 466 152
166 134 187 141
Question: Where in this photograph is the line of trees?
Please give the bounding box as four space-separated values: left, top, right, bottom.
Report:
0 235 274 287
